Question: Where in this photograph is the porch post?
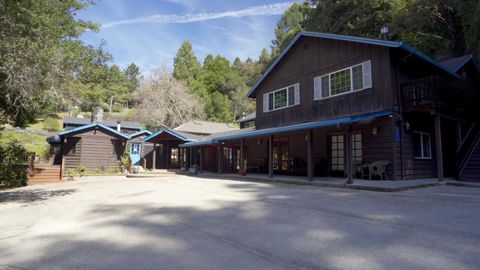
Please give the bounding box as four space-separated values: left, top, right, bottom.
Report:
455 121 462 148
152 142 157 170
307 129 313 181
434 114 444 181
268 135 273 178
346 125 354 184
240 139 245 172
189 147 193 168
217 145 223 174
199 147 203 173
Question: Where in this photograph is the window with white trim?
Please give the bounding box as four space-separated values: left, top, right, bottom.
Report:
314 60 372 100
413 131 432 159
263 83 300 112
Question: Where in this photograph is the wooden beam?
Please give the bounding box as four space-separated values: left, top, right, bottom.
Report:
152 143 156 170
189 147 193 168
307 130 313 181
240 139 244 172
346 125 354 184
268 135 273 178
217 145 223 174
199 147 203 173
434 114 444 181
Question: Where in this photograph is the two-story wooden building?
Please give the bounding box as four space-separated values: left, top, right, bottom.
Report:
180 32 480 182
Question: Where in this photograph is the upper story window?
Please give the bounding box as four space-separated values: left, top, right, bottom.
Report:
314 60 372 100
263 83 300 112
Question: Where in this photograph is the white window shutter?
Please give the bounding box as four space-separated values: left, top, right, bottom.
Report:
362 60 372 89
313 76 321 100
263 93 269 112
294 83 300 105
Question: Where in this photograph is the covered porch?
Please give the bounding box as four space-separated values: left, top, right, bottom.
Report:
182 110 395 183
143 130 197 170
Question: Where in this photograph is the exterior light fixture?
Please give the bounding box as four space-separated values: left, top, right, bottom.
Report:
372 126 379 135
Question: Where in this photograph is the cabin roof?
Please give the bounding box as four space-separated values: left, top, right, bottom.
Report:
144 129 199 143
128 130 153 139
58 123 130 140
180 110 393 147
63 116 142 130
247 31 460 98
441 54 480 73
236 112 256 123
173 120 238 135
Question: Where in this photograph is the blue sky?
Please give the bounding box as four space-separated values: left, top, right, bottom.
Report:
78 0 296 74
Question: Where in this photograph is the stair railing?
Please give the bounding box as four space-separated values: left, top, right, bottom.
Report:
456 122 480 178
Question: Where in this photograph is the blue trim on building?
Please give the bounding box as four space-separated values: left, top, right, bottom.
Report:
58 123 130 140
451 54 480 73
180 110 393 148
128 130 153 139
144 129 198 143
247 31 459 98
63 121 141 130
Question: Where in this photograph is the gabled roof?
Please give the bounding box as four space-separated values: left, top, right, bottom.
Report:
173 120 238 135
144 129 199 143
236 112 256 123
441 54 480 73
63 116 142 130
58 123 130 140
247 31 459 98
128 130 153 139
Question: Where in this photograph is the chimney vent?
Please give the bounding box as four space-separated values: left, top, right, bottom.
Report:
381 26 389 40
91 105 104 124
117 120 121 132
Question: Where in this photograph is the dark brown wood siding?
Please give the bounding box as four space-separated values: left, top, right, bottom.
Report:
255 36 394 129
63 129 126 172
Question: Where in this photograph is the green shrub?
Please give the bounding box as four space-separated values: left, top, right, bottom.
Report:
0 141 28 187
0 130 49 161
42 117 62 132
76 164 86 177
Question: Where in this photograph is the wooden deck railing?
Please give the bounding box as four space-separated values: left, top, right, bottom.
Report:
400 76 477 116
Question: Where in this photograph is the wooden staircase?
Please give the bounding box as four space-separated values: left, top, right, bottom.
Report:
28 164 62 185
458 132 480 182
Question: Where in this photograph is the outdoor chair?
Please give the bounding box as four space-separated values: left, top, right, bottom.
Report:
368 160 390 180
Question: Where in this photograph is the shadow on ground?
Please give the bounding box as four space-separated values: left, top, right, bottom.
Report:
0 188 76 204
1 179 480 270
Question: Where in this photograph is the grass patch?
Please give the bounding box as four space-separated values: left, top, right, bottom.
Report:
0 130 49 161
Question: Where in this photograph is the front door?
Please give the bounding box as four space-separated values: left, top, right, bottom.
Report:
130 143 142 165
330 134 345 176
273 138 289 174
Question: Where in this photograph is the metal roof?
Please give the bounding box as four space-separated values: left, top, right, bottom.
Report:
236 112 256 123
128 130 153 139
58 123 130 140
180 110 392 147
144 129 199 143
441 54 480 73
247 31 459 98
63 116 142 130
173 120 238 135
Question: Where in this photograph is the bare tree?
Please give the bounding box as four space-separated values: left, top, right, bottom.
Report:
134 66 204 129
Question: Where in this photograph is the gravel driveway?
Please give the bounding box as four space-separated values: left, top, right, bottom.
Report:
1 175 480 270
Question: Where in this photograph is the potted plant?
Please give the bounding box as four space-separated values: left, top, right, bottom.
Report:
189 164 199 175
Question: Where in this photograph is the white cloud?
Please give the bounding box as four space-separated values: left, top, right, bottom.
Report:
102 2 294 29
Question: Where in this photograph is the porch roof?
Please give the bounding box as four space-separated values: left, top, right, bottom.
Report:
128 130 153 139
179 110 393 148
144 129 199 143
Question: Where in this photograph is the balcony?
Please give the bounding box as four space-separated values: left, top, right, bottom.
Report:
400 76 477 116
